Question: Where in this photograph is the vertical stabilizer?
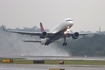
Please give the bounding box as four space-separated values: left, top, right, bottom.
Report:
40 22 44 32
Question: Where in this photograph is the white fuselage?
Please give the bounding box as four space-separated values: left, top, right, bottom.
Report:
50 18 74 34
40 18 74 45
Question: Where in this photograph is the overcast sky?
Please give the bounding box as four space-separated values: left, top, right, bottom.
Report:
0 0 105 32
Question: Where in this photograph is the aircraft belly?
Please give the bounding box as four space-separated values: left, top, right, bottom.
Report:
48 28 66 44
48 35 61 44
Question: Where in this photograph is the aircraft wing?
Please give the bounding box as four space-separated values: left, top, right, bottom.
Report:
2 25 54 37
78 33 89 36
2 26 90 38
4 30 41 36
66 32 90 37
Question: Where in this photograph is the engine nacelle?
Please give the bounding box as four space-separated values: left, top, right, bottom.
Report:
72 32 79 39
40 38 47 45
40 31 48 38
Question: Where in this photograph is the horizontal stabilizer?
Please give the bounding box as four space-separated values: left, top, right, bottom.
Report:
23 40 41 42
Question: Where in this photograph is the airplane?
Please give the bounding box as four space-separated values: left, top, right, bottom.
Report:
2 18 87 46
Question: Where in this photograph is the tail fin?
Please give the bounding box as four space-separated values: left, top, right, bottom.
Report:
40 22 44 32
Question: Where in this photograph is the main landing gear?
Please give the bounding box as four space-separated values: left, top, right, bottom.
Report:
45 41 49 46
63 37 67 46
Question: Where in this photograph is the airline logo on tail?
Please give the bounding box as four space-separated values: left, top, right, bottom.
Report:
40 22 44 32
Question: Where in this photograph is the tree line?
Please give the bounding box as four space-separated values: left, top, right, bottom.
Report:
57 34 105 56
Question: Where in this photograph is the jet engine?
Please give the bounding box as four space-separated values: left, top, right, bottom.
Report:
40 31 48 38
72 32 79 39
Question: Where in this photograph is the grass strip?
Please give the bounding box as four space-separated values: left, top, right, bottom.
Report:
45 60 105 65
0 58 105 65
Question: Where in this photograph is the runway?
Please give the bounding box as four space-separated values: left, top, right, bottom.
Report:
0 64 105 70
1 55 105 60
0 56 105 70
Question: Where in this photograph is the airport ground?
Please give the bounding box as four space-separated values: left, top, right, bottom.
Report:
0 56 105 70
0 64 105 70
0 56 105 65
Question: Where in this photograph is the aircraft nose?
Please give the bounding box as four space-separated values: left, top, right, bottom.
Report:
66 21 73 27
69 21 74 25
70 21 74 27
70 21 73 23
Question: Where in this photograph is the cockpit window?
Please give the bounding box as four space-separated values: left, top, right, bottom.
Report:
66 19 73 22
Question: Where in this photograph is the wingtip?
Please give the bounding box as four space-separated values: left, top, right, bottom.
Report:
2 25 7 31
